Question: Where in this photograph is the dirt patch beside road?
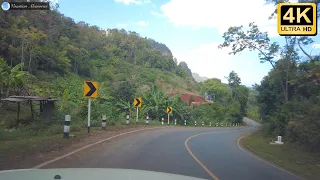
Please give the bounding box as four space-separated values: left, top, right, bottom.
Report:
1 125 167 170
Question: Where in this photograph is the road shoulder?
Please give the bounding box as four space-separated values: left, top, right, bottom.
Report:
1 125 167 170
239 131 320 180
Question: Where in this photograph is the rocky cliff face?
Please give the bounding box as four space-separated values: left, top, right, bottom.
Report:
178 61 194 81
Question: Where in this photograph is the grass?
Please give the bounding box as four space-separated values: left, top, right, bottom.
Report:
241 131 320 180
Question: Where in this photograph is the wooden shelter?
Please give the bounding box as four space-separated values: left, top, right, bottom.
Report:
1 96 59 126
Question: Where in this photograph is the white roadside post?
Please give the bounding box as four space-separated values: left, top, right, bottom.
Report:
275 136 284 144
175 119 177 125
63 115 71 138
184 120 186 126
102 115 107 129
146 115 149 125
216 123 218 127
126 114 129 125
195 121 197 126
210 122 212 127
202 122 204 126
162 118 164 125
87 98 91 133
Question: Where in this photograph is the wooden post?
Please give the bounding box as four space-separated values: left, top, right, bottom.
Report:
17 102 20 127
30 100 34 121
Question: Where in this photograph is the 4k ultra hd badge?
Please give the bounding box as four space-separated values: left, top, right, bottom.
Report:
278 3 317 36
1 2 10 11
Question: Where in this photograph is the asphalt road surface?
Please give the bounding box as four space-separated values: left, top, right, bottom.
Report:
41 122 301 180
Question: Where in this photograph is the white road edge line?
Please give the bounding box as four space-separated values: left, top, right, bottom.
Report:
32 127 170 169
237 134 303 180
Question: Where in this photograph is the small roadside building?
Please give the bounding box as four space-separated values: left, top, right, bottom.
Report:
1 96 59 127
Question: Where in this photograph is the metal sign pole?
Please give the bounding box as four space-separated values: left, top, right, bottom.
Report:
167 113 170 125
136 107 139 122
88 98 91 133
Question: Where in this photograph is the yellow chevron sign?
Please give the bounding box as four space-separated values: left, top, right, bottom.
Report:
166 106 172 114
134 98 142 107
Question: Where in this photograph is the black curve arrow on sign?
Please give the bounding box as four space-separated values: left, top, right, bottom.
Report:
135 98 141 106
168 107 172 113
86 82 96 96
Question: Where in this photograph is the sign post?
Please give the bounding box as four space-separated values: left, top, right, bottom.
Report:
133 98 142 123
87 98 91 133
83 81 98 133
136 107 139 122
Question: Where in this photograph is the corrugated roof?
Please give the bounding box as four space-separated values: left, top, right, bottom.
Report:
1 97 28 102
9 96 58 101
1 96 59 102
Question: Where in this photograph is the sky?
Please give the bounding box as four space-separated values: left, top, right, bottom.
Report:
53 0 319 86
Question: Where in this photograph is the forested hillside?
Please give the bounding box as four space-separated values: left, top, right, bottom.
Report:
0 1 251 133
0 1 203 128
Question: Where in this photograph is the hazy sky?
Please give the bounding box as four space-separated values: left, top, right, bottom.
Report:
55 0 320 86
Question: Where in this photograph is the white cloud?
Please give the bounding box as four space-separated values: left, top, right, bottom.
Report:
114 0 151 5
117 23 128 28
312 44 320 49
174 42 270 86
160 0 281 37
151 11 166 17
136 20 148 26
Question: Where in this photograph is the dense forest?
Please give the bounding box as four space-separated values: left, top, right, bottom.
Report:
219 0 320 151
0 0 249 139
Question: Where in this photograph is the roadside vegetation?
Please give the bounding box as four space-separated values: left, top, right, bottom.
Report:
241 131 320 180
219 0 320 179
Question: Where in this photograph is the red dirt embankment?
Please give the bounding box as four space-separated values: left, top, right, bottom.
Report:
168 93 208 106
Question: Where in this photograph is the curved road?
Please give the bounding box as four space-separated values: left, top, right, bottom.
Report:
41 122 301 180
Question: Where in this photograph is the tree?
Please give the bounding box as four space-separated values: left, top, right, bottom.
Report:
218 23 301 102
20 27 47 71
112 81 137 103
233 85 249 116
201 78 231 104
226 71 241 89
225 70 241 98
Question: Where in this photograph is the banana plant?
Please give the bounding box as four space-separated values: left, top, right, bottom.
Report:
0 58 25 97
141 85 168 120
116 98 135 118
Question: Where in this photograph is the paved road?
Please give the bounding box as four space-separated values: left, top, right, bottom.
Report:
42 125 301 180
243 117 262 128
